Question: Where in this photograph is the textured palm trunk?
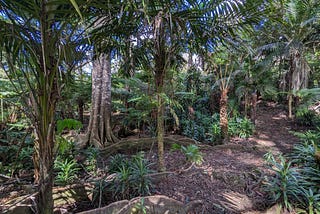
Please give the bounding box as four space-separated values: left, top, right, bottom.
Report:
220 89 229 144
32 2 58 213
157 91 165 172
86 53 118 148
31 64 57 214
154 11 166 172
37 117 55 214
287 49 310 119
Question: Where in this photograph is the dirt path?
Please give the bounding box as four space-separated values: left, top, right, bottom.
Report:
250 102 301 155
155 102 303 213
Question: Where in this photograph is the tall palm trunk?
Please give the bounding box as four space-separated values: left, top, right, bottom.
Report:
154 11 166 172
156 90 165 171
32 2 59 212
36 103 56 214
85 52 118 148
31 53 57 214
220 88 229 144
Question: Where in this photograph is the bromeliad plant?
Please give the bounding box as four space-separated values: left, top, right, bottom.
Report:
264 128 320 212
263 152 302 210
102 152 154 201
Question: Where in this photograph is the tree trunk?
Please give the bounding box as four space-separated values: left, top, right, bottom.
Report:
250 91 257 125
156 91 165 172
33 2 59 212
78 98 84 125
220 88 229 144
31 73 58 214
154 11 166 172
85 52 118 148
37 126 55 214
287 49 310 118
244 91 249 118
288 93 293 119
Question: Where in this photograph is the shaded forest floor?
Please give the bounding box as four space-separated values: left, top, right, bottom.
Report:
151 102 303 213
0 102 306 213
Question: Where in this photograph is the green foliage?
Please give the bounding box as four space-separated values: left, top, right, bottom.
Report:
55 136 74 157
295 107 320 127
171 144 203 165
296 188 320 214
0 144 33 176
56 119 82 135
211 123 221 142
264 128 320 212
133 198 147 214
57 73 92 121
291 129 320 145
16 146 34 169
130 153 153 196
54 157 80 185
290 130 320 185
294 88 320 127
55 118 83 158
229 117 255 138
108 152 154 200
112 164 131 199
0 126 33 176
181 111 213 143
83 146 99 176
264 152 301 210
108 154 130 174
180 110 255 144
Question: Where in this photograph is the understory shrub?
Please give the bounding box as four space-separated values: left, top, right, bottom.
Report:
83 146 99 176
180 111 213 143
229 116 255 138
54 156 80 185
295 107 320 127
263 128 320 213
0 126 34 176
93 152 154 203
180 111 254 144
53 118 83 185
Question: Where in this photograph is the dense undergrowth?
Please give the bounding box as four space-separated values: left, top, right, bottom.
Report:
1 68 320 212
264 128 320 213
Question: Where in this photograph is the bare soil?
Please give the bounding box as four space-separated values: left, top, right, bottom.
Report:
151 102 303 213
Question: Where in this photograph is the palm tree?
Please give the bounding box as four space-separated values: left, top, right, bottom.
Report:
131 1 217 171
199 0 268 143
208 52 242 143
0 1 84 213
85 0 268 168
257 0 320 118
